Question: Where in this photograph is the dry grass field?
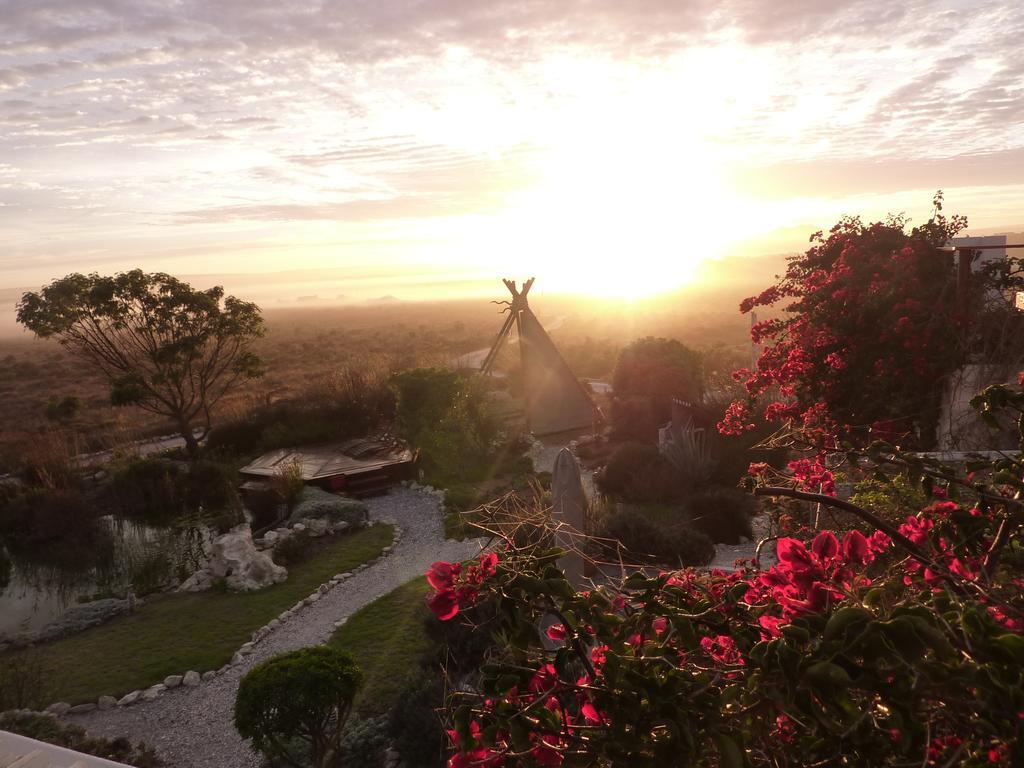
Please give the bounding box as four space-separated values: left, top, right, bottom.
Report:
0 288 754 473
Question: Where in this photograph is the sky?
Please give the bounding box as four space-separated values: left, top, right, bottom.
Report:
2 0 1023 301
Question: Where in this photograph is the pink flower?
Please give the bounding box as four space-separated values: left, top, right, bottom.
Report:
811 531 839 561
546 624 567 641
427 589 459 621
426 561 461 591
842 530 871 564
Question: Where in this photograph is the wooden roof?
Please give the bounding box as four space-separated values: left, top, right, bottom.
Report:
239 439 413 481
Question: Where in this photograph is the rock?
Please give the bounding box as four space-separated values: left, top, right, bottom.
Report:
334 521 350 533
178 524 288 593
278 610 292 622
307 593 320 604
45 702 71 716
97 695 117 711
303 518 329 537
318 582 330 594
267 618 281 629
164 674 183 688
183 671 201 687
232 652 244 665
117 691 142 707
68 703 96 715
262 530 279 546
239 643 254 655
142 684 165 700
201 671 216 682
338 572 352 579
38 598 131 642
289 487 369 527
291 601 305 612
292 522 306 533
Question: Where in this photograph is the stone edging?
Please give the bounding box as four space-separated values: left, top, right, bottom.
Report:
41 523 404 717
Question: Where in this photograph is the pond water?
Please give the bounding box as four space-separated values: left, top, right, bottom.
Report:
0 515 214 640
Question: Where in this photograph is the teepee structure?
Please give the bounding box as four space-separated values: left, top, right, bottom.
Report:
482 278 599 436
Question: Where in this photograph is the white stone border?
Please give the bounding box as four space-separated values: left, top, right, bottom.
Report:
42 523 404 716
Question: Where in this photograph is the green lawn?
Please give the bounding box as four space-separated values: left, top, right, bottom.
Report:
329 577 435 717
4 523 394 705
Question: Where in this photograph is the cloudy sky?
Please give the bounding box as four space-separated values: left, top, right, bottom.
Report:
2 0 1023 299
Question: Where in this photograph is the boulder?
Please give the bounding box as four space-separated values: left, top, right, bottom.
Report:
117 691 142 707
304 518 329 537
164 674 183 688
45 702 71 716
178 523 288 592
183 671 201 687
291 522 306 533
201 671 216 682
142 684 165 700
262 530 279 546
97 696 117 711
289 487 368 527
68 703 96 715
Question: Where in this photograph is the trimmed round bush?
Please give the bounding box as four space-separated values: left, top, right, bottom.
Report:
235 646 363 768
596 443 680 503
598 507 715 566
685 487 758 545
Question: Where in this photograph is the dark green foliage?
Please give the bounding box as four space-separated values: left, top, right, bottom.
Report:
247 485 285 531
0 711 164 767
236 646 363 768
17 269 265 458
207 369 396 458
272 529 313 566
43 395 81 424
108 458 242 527
339 715 389 767
206 419 264 454
0 488 112 571
0 651 49 711
611 337 703 441
109 459 181 523
685 487 757 544
596 442 680 503
388 670 446 768
391 368 499 486
598 506 715 566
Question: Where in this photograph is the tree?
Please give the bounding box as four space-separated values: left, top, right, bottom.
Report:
235 646 363 768
17 270 264 458
611 337 703 442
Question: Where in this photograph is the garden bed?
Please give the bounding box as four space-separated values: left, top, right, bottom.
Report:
0 522 394 706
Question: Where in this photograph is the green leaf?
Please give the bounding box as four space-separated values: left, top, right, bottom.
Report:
804 661 852 687
823 607 872 642
713 733 746 768
993 633 1024 664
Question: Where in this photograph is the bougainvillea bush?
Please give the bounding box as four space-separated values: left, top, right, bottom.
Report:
427 382 1024 767
718 193 1024 448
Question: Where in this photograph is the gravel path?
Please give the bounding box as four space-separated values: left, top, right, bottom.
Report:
67 487 485 768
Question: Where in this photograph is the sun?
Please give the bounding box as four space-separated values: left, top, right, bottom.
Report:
483 133 744 298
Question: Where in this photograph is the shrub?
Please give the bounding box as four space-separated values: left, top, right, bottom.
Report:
388 670 446 768
685 486 758 544
0 651 49 711
206 419 264 455
597 506 715 566
339 715 388 767
109 458 182 523
272 459 306 515
290 487 368 527
611 337 703 442
596 443 680 503
272 529 313 566
0 489 111 571
109 458 242 528
236 646 363 768
391 368 499 486
0 711 163 767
